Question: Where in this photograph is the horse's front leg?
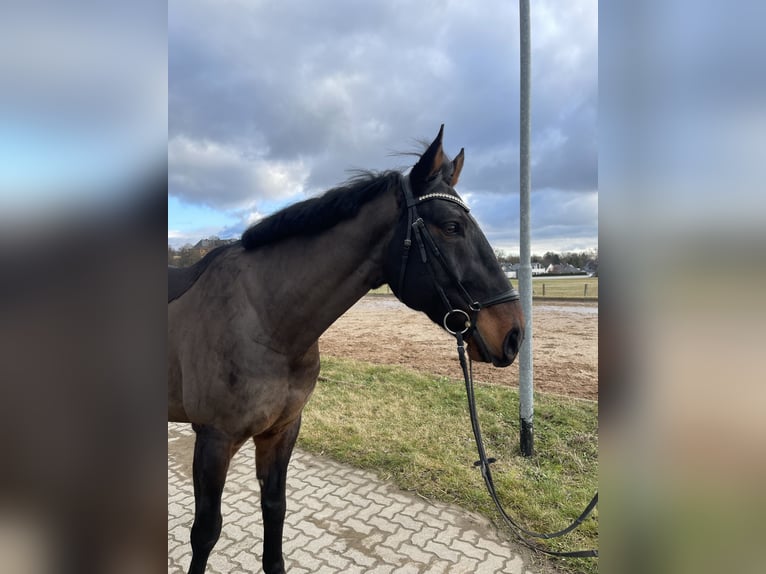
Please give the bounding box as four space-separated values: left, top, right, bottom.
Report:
188 424 240 574
254 416 301 574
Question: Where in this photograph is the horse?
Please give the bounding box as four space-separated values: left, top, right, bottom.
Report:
167 125 525 574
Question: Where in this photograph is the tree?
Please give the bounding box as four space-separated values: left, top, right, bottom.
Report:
177 244 197 267
542 251 561 266
560 251 588 269
494 249 519 265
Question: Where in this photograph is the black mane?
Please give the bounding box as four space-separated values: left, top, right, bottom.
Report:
241 170 401 250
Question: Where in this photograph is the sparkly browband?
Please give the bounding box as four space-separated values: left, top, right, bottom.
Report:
416 192 470 212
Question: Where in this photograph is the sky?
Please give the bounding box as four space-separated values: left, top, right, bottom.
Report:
168 0 597 255
0 2 166 226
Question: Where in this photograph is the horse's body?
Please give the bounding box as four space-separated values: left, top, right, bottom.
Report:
168 127 525 573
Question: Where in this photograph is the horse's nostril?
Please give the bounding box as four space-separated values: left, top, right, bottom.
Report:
504 327 523 359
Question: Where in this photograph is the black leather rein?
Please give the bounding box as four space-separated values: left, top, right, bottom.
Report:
456 329 599 558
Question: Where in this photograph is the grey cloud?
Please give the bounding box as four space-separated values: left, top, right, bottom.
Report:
532 92 597 191
169 0 597 249
470 189 597 253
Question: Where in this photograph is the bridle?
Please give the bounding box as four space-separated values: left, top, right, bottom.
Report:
395 173 599 558
395 173 520 359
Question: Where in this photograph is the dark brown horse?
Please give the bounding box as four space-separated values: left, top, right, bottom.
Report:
168 126 525 573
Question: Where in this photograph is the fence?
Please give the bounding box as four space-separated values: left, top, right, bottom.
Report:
370 277 598 300
533 277 598 300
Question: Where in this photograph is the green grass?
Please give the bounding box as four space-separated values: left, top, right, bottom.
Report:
370 276 598 300
532 276 598 299
298 356 599 573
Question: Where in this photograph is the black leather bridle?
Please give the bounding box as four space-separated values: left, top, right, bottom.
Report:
395 174 520 358
395 173 599 558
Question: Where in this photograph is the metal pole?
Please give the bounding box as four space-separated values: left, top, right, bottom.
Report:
518 0 534 457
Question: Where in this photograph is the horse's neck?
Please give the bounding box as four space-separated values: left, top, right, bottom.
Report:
242 190 399 355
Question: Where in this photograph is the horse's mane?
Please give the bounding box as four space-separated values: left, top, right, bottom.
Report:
241 170 402 250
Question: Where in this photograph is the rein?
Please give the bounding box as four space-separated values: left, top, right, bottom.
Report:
395 174 598 558
454 328 599 558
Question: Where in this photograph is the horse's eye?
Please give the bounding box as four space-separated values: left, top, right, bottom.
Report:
443 222 460 235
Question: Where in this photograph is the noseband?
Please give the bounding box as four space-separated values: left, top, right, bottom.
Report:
396 175 520 356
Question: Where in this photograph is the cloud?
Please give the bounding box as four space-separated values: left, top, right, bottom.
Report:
472 189 597 253
169 0 598 250
168 135 309 210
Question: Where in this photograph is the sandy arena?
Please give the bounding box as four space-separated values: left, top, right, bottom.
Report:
319 295 598 401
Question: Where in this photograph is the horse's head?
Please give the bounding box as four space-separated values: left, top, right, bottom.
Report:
384 126 525 367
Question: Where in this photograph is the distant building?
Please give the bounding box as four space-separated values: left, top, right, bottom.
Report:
503 262 546 278
545 263 582 275
169 237 239 267
193 237 238 258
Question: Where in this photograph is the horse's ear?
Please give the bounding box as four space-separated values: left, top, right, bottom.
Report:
410 124 445 184
450 148 465 187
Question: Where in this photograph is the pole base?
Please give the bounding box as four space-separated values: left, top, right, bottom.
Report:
520 418 534 457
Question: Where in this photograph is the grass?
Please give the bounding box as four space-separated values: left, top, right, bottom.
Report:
532 276 598 300
298 356 599 573
370 276 598 300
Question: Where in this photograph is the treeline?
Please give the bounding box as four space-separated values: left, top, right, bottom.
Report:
169 237 597 272
494 248 598 270
168 237 238 267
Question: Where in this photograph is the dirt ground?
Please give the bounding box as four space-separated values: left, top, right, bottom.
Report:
319 295 598 401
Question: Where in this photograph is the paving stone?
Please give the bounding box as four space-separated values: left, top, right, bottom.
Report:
168 423 553 573
390 542 437 565
450 537 489 561
423 560 453 574
423 540 461 564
